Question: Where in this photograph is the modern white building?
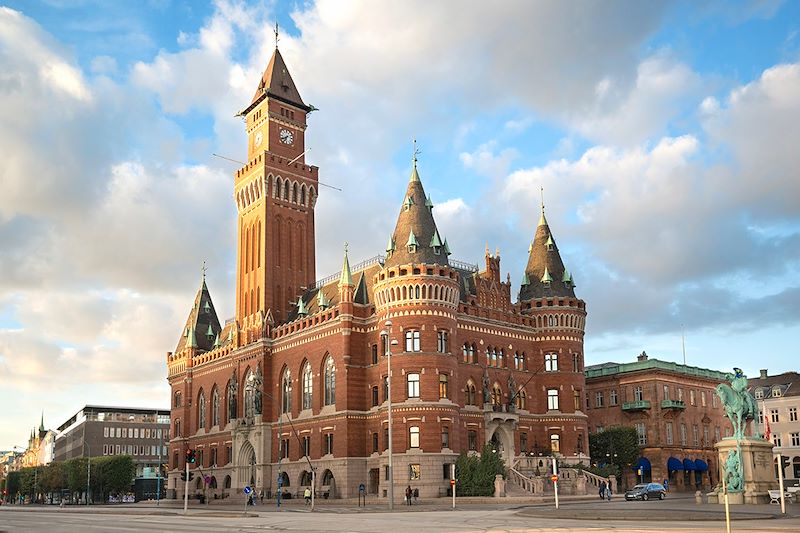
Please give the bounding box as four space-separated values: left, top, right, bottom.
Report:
749 370 800 483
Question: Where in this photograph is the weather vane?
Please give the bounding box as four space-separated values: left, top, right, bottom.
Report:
274 22 280 49
413 138 421 165
540 185 545 213
201 260 207 280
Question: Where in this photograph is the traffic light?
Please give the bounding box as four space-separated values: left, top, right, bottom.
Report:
185 448 196 464
180 472 195 481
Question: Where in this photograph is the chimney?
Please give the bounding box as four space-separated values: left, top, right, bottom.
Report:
760 369 768 379
637 351 648 362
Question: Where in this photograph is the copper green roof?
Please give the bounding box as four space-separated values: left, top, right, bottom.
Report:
338 246 353 286
585 358 731 381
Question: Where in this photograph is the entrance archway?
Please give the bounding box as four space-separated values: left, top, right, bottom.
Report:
237 440 256 488
321 469 336 498
488 426 515 465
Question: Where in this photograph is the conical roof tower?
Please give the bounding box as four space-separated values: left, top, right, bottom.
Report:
519 201 576 301
175 271 222 352
384 151 449 268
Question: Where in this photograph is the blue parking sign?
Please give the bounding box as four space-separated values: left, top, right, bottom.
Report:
244 486 252 495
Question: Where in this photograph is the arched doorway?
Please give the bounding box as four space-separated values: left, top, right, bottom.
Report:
237 440 256 489
321 469 336 499
488 426 515 465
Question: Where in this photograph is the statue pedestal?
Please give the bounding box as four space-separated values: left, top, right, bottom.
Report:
715 437 774 504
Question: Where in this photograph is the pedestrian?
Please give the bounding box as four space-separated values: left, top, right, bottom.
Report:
405 485 412 506
599 480 606 500
605 484 612 501
260 489 264 503
304 487 311 505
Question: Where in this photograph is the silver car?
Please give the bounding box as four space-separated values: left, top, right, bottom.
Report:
625 483 667 501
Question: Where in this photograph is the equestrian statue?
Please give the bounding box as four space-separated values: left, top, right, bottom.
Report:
715 368 758 493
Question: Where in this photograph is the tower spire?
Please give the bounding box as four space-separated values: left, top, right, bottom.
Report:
538 186 548 227
410 139 421 183
339 242 353 287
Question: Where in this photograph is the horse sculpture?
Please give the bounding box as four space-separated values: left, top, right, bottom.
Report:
715 367 758 440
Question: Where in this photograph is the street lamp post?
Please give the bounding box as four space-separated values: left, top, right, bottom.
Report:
83 441 91 505
381 320 399 511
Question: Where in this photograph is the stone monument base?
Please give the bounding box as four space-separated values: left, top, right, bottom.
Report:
714 437 774 504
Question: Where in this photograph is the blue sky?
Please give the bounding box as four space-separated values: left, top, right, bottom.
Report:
1 0 798 448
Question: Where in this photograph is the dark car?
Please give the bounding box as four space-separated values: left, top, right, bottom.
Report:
625 483 666 501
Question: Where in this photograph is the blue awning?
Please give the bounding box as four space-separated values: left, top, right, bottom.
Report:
694 459 709 472
667 457 683 471
683 458 696 471
636 457 651 470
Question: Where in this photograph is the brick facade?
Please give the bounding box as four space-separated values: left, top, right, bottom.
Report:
585 352 732 492
166 47 589 501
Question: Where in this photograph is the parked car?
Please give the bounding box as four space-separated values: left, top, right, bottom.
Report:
625 483 666 501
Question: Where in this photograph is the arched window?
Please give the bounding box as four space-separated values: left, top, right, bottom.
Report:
324 356 336 406
515 389 527 410
470 343 476 364
301 184 307 205
302 362 313 410
283 180 290 200
282 369 292 414
492 384 502 406
497 349 504 368
197 391 206 429
465 381 476 406
462 343 469 363
174 391 182 407
211 388 220 427
292 182 298 203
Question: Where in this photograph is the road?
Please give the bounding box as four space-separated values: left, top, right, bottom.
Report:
2 497 800 532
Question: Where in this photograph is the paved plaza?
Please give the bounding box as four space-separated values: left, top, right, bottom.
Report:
2 494 800 532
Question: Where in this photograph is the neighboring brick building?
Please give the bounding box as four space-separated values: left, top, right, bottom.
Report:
166 46 590 501
585 352 732 491
54 405 170 479
749 370 800 484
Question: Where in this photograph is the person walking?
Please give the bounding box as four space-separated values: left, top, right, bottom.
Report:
304 487 311 505
405 485 412 506
599 480 606 500
605 483 612 501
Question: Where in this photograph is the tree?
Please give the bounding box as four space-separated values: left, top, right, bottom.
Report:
92 455 135 502
455 445 506 496
6 471 21 501
589 426 640 488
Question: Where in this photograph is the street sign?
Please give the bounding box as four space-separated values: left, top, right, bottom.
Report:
550 474 558 482
244 486 252 495
359 483 366 493
450 479 456 486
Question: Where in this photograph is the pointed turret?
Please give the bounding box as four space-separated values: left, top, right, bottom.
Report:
519 200 576 301
295 296 308 318
175 273 223 353
39 412 44 433
384 152 450 268
338 244 353 287
317 289 330 310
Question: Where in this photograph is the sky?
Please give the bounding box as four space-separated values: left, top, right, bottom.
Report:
1 0 798 449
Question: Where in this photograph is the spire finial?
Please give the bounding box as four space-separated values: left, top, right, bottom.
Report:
339 242 353 287
201 260 207 282
538 186 548 227
540 185 545 214
413 138 421 168
274 22 280 49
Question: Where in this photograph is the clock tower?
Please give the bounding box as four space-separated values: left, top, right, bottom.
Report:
234 46 318 326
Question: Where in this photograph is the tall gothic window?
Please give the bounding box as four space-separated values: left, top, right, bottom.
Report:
492 384 502 406
302 363 313 410
465 381 476 406
211 388 220 427
282 369 292 414
197 391 206 429
545 352 558 371
515 389 527 410
324 356 336 406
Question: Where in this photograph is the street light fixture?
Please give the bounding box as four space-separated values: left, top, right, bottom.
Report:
380 320 398 511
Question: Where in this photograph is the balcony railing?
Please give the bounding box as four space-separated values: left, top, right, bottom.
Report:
660 400 686 410
622 400 651 411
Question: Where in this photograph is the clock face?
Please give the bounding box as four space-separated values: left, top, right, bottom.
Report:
279 128 294 145
254 131 263 147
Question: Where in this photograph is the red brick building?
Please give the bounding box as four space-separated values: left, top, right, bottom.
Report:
166 47 589 500
584 352 732 491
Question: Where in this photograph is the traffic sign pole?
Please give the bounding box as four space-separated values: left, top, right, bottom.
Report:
451 463 456 510
183 460 189 514
552 458 559 510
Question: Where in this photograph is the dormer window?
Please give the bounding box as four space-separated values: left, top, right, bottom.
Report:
545 235 555 251
406 230 418 253
540 266 553 288
772 386 782 398
430 230 442 255
755 388 764 399
403 196 414 211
